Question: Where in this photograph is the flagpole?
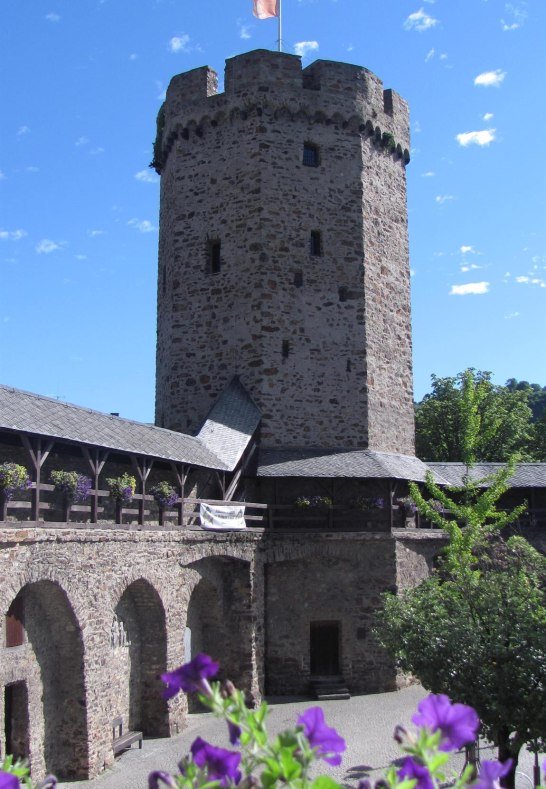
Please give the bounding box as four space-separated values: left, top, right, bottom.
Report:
278 0 282 51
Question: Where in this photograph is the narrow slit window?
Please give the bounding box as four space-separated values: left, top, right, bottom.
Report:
209 240 221 274
282 340 290 359
310 231 322 256
303 143 319 167
338 286 348 302
294 271 303 288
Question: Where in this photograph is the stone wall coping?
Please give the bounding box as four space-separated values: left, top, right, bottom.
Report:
0 524 438 546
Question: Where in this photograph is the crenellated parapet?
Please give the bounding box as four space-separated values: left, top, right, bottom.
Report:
152 49 409 173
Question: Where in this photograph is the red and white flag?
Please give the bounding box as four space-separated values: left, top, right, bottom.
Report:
253 0 278 19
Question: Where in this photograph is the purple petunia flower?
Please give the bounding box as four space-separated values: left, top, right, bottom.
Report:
472 759 513 789
148 771 176 789
0 772 20 789
161 653 219 699
297 706 346 766
190 737 242 786
412 694 479 751
397 757 434 789
227 720 241 745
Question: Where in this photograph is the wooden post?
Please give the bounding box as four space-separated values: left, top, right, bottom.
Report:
0 490 7 522
171 462 188 528
20 435 54 522
388 480 394 531
131 456 153 527
83 448 109 524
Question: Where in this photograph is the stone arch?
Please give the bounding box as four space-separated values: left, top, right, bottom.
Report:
112 579 169 737
185 556 254 708
5 580 89 779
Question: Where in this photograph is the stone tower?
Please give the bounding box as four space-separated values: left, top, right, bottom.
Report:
154 49 414 454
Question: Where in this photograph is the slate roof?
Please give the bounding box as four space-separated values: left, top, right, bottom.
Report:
256 447 438 481
196 377 261 469
0 384 228 470
428 462 546 488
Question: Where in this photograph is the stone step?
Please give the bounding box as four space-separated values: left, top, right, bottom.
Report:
310 677 351 701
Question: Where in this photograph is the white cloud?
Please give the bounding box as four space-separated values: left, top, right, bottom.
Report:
169 34 190 53
421 171 435 177
17 126 30 136
456 129 496 147
461 264 481 272
460 245 476 254
0 170 5 180
505 312 520 319
75 254 87 260
75 136 89 147
36 239 62 254
439 53 448 60
129 53 138 61
238 20 252 40
474 69 506 87
87 229 106 237
90 147 105 155
135 169 159 184
128 218 156 233
501 3 527 31
294 41 319 58
435 195 455 205
450 282 489 295
404 8 439 32
45 12 60 22
0 229 27 241
483 112 494 121
425 48 435 62
414 121 422 134
515 275 546 288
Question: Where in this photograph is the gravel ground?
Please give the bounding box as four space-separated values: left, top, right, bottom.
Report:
62 686 542 789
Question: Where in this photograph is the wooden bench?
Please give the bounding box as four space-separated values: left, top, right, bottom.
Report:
112 716 143 755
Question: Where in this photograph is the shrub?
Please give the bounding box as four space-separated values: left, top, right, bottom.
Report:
50 470 92 503
0 463 30 501
106 473 136 504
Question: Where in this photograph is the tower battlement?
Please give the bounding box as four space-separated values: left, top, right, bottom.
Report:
155 50 409 173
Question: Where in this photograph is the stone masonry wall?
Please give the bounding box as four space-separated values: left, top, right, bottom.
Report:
0 525 442 781
155 50 414 453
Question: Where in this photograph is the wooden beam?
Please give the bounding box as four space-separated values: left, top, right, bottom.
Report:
130 456 153 526
20 435 54 522
170 462 188 527
82 447 109 524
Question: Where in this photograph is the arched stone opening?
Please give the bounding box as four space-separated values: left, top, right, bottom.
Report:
185 557 254 709
7 580 89 779
113 579 169 737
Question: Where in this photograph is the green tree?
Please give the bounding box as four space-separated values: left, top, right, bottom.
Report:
415 370 533 462
376 538 546 789
376 372 546 788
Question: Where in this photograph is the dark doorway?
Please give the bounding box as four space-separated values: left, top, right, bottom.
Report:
5 682 29 761
310 621 340 676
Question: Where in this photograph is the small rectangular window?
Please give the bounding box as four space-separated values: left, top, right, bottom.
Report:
310 231 322 256
294 271 303 288
6 597 24 648
303 143 319 167
209 240 221 274
282 340 290 359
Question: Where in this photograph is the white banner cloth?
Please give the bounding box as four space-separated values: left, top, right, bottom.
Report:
200 502 247 531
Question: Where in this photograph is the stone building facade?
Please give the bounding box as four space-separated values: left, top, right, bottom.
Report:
154 49 415 455
0 525 445 779
2 49 543 784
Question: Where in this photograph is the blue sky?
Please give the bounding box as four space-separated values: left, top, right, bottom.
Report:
1 0 545 423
